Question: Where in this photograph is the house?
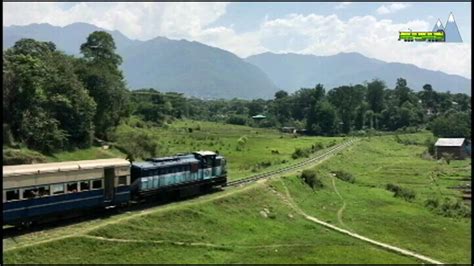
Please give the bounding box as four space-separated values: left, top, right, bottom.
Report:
281 127 296 133
434 138 468 159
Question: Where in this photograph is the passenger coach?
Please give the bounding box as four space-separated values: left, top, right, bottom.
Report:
3 158 130 225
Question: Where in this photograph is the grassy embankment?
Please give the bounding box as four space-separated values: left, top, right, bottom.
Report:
3 129 469 263
4 119 343 181
271 132 471 264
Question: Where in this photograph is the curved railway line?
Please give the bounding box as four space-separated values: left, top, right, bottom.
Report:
227 139 356 187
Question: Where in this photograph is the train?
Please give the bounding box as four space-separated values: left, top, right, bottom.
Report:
2 151 227 226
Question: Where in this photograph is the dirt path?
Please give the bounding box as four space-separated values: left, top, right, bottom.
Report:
276 179 444 265
331 176 352 231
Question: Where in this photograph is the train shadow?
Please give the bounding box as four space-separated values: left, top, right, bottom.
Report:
2 187 224 239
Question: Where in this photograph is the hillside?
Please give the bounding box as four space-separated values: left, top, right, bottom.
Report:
246 52 471 95
3 133 470 263
3 23 278 99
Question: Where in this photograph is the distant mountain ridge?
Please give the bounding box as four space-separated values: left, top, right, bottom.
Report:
3 22 471 97
4 23 277 99
246 52 471 95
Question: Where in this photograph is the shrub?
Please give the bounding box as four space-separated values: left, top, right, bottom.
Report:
333 170 355 183
386 183 416 201
441 152 454 165
226 115 248 126
3 149 47 165
292 147 310 159
426 197 471 218
300 169 323 189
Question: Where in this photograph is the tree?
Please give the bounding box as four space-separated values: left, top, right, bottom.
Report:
430 111 471 138
394 78 411 106
274 90 289 99
80 31 122 67
4 38 96 151
307 100 337 135
328 85 365 133
291 84 325 121
77 31 130 139
367 79 385 113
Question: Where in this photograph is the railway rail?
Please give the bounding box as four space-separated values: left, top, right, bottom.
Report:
226 139 356 187
3 138 356 236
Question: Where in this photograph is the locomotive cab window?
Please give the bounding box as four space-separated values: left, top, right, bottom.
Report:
6 190 20 201
67 182 78 193
92 179 103 189
80 181 90 191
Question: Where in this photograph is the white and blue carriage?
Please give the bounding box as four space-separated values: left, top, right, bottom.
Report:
3 151 227 226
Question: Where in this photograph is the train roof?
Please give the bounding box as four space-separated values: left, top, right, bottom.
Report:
3 158 130 177
194 151 217 156
132 154 199 169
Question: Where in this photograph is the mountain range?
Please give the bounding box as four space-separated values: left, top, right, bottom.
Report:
3 22 471 98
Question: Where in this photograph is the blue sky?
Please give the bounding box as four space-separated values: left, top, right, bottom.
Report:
3 2 471 78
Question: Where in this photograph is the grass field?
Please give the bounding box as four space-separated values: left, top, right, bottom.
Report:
271 133 471 264
2 126 471 264
25 119 344 181
3 182 419 264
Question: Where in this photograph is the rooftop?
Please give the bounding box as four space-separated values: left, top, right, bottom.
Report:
435 138 466 147
3 158 130 177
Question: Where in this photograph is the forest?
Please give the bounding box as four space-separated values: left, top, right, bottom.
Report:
3 31 471 156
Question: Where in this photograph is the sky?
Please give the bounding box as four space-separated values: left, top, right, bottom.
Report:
3 2 472 79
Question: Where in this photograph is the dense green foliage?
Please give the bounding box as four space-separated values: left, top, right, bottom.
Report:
3 34 471 157
300 169 323 189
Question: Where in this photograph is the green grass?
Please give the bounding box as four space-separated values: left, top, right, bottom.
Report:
273 133 471 264
114 119 343 180
3 184 419 264
3 130 470 264
4 119 343 181
45 146 125 162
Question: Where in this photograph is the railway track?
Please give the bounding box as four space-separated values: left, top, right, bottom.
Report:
226 139 356 187
2 139 356 237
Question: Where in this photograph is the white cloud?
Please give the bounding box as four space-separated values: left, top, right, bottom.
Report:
3 2 229 41
335 2 352 10
3 3 471 79
376 3 410 15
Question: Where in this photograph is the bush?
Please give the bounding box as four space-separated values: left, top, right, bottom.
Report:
226 115 248 125
300 169 323 189
3 149 48 165
425 197 471 218
292 147 310 159
333 170 355 183
386 183 416 201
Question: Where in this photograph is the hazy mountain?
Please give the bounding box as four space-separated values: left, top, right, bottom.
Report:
3 23 277 99
246 52 471 95
4 23 470 98
120 37 278 99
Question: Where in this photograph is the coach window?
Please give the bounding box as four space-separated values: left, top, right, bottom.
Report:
23 188 39 199
51 184 65 195
118 176 127 186
38 186 51 197
92 179 103 190
67 182 78 193
6 190 20 201
80 181 90 191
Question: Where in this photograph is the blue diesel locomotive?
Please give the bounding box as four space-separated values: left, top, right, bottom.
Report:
2 151 227 226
